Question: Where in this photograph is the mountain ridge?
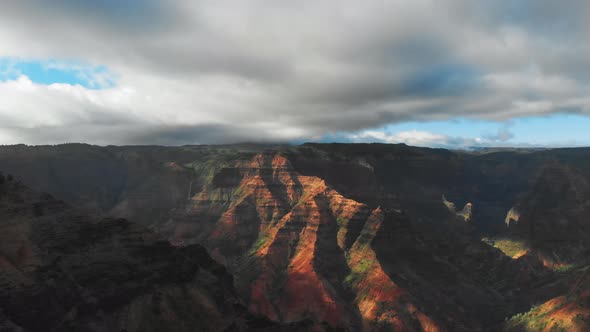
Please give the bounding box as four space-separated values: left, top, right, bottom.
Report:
2 143 590 331
0 172 313 332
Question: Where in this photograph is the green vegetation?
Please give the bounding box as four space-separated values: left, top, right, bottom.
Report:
345 259 372 287
249 233 272 255
294 191 313 207
231 185 245 199
507 264 590 331
352 230 374 254
506 300 572 332
494 238 528 258
507 304 549 331
554 264 576 273
482 237 528 259
255 197 275 206
191 157 230 184
189 149 253 187
336 216 348 227
207 188 229 202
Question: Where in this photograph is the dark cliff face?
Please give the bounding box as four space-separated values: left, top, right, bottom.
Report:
284 144 538 234
0 143 565 235
2 144 590 331
0 173 311 332
516 161 590 266
285 144 590 265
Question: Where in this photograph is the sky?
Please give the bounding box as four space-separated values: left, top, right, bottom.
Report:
1 1 590 149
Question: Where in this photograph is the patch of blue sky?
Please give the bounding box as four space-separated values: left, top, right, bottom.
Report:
0 57 115 89
317 114 590 148
508 113 590 146
382 114 590 146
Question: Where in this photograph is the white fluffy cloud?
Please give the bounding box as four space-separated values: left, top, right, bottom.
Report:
348 129 488 149
1 0 590 145
351 130 448 147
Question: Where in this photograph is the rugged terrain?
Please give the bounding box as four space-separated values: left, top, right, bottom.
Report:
2 143 590 331
0 172 311 332
505 265 590 332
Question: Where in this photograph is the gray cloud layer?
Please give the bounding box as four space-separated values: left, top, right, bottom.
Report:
1 0 590 145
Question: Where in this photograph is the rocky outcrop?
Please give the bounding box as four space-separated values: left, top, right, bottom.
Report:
442 195 472 222
156 153 450 329
4 144 590 330
504 207 520 228
0 174 310 332
173 154 363 327
157 152 560 331
345 208 442 331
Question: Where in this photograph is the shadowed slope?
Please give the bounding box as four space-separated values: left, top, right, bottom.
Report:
3 144 590 330
0 173 311 332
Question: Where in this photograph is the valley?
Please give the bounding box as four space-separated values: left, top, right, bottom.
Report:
2 143 590 331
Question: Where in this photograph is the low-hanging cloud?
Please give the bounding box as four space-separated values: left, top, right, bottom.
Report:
1 0 590 145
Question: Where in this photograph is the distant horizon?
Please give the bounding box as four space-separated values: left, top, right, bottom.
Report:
1 141 589 152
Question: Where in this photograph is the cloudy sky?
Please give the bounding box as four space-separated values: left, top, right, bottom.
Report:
1 0 590 148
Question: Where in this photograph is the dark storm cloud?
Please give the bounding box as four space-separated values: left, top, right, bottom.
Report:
124 125 282 146
4 124 283 146
24 0 166 27
1 0 590 145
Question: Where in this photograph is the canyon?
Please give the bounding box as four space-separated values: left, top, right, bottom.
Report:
1 143 590 331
